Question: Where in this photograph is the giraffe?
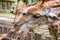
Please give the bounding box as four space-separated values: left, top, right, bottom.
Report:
13 1 60 40
12 1 44 40
0 0 60 40
27 1 60 40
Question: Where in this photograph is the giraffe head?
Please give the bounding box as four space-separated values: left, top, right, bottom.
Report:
13 1 48 34
13 0 60 33
13 0 43 25
13 2 27 24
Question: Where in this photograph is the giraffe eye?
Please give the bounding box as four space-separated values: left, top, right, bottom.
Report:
33 13 40 18
23 13 26 15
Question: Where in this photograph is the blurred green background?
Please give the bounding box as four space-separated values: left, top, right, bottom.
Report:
0 0 39 17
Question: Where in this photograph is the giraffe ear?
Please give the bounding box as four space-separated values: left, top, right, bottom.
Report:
27 2 37 7
23 3 27 8
17 1 22 7
36 1 43 7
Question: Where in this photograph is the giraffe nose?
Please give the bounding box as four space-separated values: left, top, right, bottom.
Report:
14 22 18 28
13 22 18 27
14 24 17 26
